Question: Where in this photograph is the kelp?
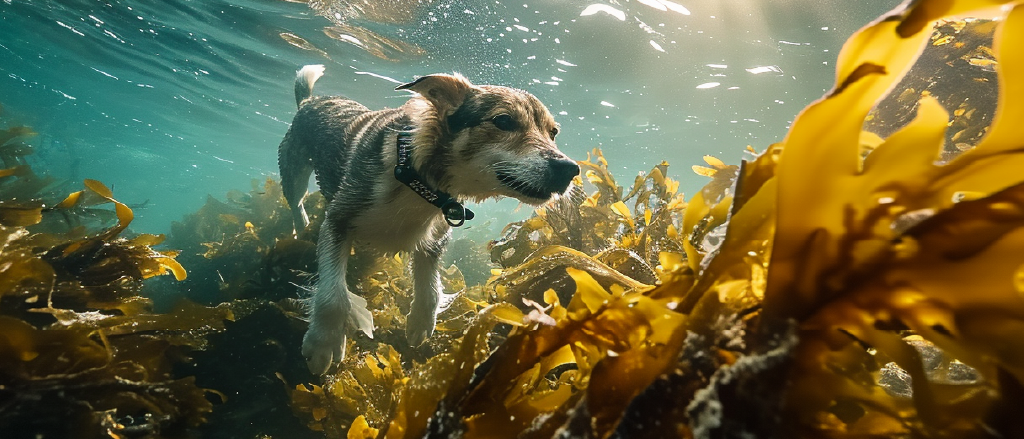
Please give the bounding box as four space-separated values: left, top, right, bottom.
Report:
179 299 322 439
866 18 1000 160
0 115 233 438
761 1 1024 436
490 148 686 284
0 316 212 437
167 178 323 304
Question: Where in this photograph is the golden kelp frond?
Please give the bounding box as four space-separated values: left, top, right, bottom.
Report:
579 148 622 202
0 179 188 315
490 245 651 309
0 124 36 169
51 179 134 244
375 302 517 438
748 0 1024 437
681 153 738 274
0 121 66 227
290 344 406 436
766 1 1023 318
360 259 698 438
0 115 248 437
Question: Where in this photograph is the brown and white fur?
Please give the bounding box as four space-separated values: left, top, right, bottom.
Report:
278 65 579 374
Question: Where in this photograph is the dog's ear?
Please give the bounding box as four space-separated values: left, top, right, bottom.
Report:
396 74 473 115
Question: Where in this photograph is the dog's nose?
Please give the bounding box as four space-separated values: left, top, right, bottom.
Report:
548 158 580 190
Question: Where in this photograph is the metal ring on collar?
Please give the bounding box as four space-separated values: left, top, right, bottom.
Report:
440 199 467 227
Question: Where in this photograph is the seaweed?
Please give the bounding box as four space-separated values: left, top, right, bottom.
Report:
180 299 321 439
490 148 686 284
0 114 230 438
166 178 323 305
760 1 1024 435
866 18 1000 160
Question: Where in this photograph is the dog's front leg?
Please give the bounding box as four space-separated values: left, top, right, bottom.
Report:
406 231 450 346
302 224 353 375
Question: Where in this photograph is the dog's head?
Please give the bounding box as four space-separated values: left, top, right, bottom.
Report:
397 74 579 205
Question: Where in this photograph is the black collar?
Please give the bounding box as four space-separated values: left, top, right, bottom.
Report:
393 129 475 227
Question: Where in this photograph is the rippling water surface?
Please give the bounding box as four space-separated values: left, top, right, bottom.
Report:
0 0 900 233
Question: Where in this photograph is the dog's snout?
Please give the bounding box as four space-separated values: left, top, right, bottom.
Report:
547 158 580 191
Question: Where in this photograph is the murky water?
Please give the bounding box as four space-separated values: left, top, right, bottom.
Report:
1 0 899 233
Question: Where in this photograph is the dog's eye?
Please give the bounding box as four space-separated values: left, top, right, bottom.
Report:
491 114 517 131
550 127 559 139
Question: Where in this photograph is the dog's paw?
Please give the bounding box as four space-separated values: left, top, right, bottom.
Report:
405 310 436 347
301 324 347 375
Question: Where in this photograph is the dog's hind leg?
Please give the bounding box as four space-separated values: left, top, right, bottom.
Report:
406 228 451 346
278 133 314 234
301 222 374 374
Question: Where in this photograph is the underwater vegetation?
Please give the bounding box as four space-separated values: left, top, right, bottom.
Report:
0 112 221 437
166 178 323 305
4 0 1024 437
866 17 1000 160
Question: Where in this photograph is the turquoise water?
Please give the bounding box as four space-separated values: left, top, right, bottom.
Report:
1 0 899 234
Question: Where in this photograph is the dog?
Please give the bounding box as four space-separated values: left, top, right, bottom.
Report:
277 65 580 374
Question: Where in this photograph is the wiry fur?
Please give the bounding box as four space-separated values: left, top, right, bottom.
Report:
278 65 579 374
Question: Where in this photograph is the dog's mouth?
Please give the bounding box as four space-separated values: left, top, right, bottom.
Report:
496 171 555 201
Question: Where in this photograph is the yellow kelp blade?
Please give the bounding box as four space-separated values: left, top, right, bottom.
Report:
84 179 134 239
752 0 1024 436
766 0 1023 319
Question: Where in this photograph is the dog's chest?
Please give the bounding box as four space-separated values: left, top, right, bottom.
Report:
351 187 445 252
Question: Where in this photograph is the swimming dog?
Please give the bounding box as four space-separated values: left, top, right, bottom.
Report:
278 65 580 374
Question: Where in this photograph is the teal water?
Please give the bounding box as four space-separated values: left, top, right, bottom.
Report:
0 0 900 234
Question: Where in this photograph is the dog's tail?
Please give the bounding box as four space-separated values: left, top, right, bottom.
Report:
294 64 325 108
